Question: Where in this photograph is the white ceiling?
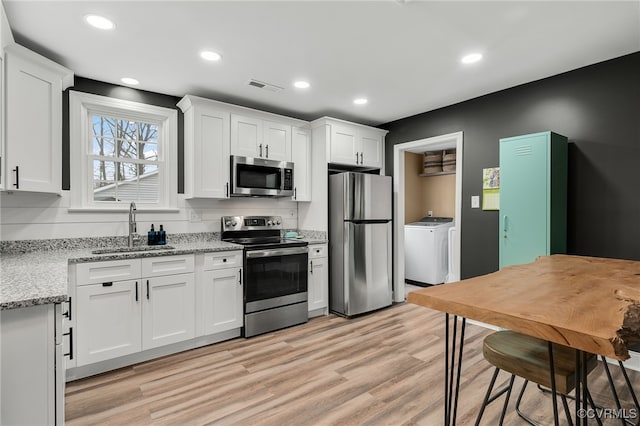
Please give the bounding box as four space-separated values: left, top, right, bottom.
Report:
3 1 639 126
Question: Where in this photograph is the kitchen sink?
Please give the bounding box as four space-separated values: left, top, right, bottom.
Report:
91 245 176 255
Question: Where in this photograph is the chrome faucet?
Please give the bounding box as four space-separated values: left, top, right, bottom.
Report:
128 202 140 247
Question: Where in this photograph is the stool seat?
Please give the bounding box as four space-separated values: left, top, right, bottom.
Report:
483 330 597 394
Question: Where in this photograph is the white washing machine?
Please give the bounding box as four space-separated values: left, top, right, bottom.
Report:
404 217 454 285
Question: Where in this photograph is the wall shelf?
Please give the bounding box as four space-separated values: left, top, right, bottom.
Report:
419 170 456 177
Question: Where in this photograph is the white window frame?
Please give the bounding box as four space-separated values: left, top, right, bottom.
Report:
69 91 178 211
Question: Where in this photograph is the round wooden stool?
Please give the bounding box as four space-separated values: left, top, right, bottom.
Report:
475 330 597 425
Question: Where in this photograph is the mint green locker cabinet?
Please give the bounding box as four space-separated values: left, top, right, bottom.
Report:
499 131 568 269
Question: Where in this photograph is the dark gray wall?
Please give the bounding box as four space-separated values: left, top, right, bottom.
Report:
383 52 640 279
62 78 184 192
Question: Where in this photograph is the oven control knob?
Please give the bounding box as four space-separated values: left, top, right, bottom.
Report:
267 220 273 226
231 221 237 227
224 221 232 227
276 219 281 225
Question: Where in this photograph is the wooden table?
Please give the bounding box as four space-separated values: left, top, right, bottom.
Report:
407 255 640 425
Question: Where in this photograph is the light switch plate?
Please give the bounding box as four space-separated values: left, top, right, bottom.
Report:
471 195 480 209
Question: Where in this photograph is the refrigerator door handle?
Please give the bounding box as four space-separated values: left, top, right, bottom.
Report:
347 219 391 224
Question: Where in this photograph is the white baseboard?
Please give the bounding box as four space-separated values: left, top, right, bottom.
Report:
606 350 640 372
467 319 502 331
308 307 328 318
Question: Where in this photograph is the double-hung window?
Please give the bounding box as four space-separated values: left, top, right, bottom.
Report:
69 91 177 210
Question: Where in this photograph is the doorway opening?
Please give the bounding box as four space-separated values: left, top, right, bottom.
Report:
392 132 463 302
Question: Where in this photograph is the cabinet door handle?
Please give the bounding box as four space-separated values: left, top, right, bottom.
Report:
265 145 269 158
226 182 229 197
259 143 263 157
63 327 73 360
310 260 313 274
63 296 72 321
294 187 297 200
238 269 242 285
12 166 19 189
146 280 150 300
135 281 139 302
355 153 359 164
102 282 113 287
360 152 363 164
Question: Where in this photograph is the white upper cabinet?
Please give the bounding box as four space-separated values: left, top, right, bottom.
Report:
329 122 359 165
180 95 310 198
178 95 231 199
359 127 384 168
231 114 291 162
263 120 290 161
291 126 312 202
0 3 15 191
4 43 73 194
314 117 387 170
230 114 262 158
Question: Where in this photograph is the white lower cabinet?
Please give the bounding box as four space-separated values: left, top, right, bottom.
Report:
73 255 195 368
143 273 195 349
201 268 243 335
308 244 328 316
70 251 245 376
1 304 63 425
76 280 141 366
199 250 243 336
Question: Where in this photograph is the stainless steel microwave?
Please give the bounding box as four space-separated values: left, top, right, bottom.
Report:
230 155 294 197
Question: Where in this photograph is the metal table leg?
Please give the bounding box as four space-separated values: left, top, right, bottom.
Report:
444 313 467 426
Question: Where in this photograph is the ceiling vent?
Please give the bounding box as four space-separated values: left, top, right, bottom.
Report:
247 79 284 93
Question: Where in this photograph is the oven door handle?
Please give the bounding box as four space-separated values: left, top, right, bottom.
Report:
245 246 308 258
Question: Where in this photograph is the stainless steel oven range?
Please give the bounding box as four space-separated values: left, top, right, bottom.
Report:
221 215 308 337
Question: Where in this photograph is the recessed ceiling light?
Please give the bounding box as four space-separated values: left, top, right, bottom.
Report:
120 77 139 86
353 98 368 105
200 50 222 61
294 81 310 89
461 53 483 64
84 14 115 30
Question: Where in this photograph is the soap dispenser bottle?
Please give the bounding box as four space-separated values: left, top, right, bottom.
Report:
148 224 156 245
158 224 167 245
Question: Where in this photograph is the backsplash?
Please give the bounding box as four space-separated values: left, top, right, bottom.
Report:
297 230 327 240
0 191 298 241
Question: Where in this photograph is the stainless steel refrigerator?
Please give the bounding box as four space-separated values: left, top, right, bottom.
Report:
329 172 393 316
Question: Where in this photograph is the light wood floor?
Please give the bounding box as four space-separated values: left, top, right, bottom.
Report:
65 303 639 425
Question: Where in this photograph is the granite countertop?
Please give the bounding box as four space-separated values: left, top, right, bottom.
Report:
1 231 328 311
0 240 242 311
